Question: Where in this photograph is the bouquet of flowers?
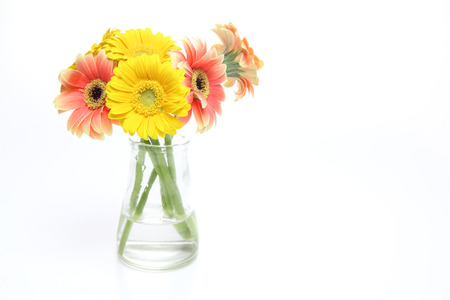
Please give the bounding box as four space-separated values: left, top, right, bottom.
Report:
53 23 263 270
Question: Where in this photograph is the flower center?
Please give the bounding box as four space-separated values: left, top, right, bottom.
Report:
84 79 106 110
128 44 158 57
191 69 209 99
132 80 166 116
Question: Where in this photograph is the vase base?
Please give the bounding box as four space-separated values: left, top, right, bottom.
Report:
117 240 198 271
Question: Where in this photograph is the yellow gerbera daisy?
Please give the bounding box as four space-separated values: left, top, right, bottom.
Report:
106 54 190 140
90 28 121 56
103 28 180 63
68 28 120 70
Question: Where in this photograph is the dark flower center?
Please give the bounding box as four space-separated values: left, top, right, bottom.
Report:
191 69 209 99
84 79 107 110
89 85 104 101
196 76 207 92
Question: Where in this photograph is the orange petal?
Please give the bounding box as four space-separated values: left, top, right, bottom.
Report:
223 78 236 88
192 101 208 131
206 62 227 83
54 91 86 112
90 109 103 133
96 50 114 82
76 53 96 80
101 108 112 135
75 124 84 137
67 107 90 134
59 69 90 90
81 110 95 136
169 50 187 69
89 129 105 140
208 85 226 103
182 38 196 66
192 91 207 109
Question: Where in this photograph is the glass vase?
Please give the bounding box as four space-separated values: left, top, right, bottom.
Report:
116 134 198 271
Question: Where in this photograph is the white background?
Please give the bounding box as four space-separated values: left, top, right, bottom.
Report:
1 0 450 299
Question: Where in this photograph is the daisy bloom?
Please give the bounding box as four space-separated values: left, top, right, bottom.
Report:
68 28 120 70
170 38 226 133
212 23 264 100
90 28 121 56
212 23 263 69
106 54 190 140
211 23 241 56
103 28 180 63
241 37 264 70
54 50 115 140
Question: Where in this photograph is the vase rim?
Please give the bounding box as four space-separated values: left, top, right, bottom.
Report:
129 134 190 148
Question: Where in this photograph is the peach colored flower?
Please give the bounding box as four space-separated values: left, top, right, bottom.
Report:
211 23 241 55
212 23 263 101
54 50 115 140
170 38 226 133
241 37 264 70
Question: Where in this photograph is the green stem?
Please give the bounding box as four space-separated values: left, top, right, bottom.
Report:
160 179 174 217
165 135 176 181
149 138 185 217
148 137 195 239
148 138 175 216
117 217 132 256
129 145 146 210
134 168 158 220
118 168 158 256
119 136 197 257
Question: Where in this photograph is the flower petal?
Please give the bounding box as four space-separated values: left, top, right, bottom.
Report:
59 69 90 90
192 91 207 109
137 117 148 139
96 50 114 82
81 110 95 136
191 101 207 131
181 38 196 66
89 129 105 140
101 108 113 136
90 108 103 133
76 53 97 80
54 91 86 112
178 108 192 126
146 117 157 140
113 60 139 86
67 106 90 134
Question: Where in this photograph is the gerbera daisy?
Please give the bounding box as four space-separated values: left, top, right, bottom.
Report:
54 50 115 140
170 38 226 133
103 28 180 63
106 54 190 140
68 28 120 70
211 23 241 56
90 28 121 56
212 23 263 101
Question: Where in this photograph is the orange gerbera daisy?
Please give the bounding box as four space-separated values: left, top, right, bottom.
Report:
54 50 115 140
212 23 263 101
170 38 226 132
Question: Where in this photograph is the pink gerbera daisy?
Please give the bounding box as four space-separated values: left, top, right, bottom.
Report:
170 38 226 133
54 50 115 140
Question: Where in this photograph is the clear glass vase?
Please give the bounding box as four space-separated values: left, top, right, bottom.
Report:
116 134 199 271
